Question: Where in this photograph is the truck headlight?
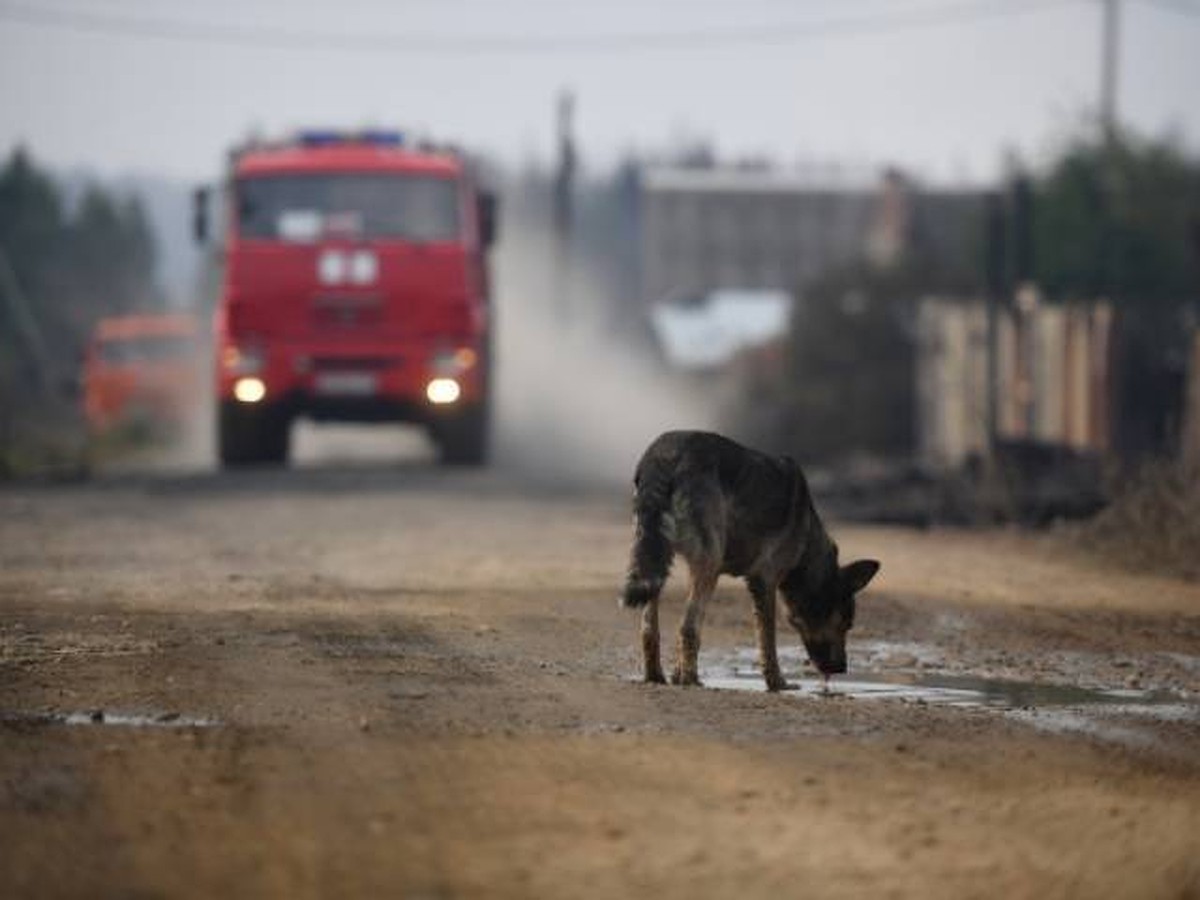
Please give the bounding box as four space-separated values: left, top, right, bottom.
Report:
426 378 461 405
233 377 267 403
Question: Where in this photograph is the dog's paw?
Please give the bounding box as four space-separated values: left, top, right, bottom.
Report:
644 670 667 685
764 675 796 692
670 669 702 687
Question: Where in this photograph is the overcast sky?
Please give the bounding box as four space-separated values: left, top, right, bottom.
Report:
1 0 1198 184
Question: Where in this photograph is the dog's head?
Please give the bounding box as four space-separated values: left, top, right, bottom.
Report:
780 557 879 675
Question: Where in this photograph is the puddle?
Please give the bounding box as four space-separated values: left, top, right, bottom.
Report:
702 657 1200 755
703 655 1186 711
1 710 219 728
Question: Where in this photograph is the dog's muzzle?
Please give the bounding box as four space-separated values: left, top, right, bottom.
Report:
807 643 847 675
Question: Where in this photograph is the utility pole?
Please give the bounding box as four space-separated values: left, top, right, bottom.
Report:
984 192 1008 457
1098 0 1123 454
553 90 576 245
1100 0 1120 148
552 89 576 327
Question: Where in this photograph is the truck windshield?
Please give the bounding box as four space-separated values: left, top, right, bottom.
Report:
236 173 461 242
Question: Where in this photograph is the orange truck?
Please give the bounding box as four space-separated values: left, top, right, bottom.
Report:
82 312 204 434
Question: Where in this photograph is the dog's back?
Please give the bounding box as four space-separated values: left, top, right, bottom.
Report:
622 430 808 607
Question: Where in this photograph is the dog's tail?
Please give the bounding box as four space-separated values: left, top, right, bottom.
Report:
621 460 675 608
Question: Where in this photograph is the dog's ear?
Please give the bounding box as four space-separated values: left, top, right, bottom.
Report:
841 559 880 593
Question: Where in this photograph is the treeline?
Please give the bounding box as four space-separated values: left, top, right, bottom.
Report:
0 146 162 388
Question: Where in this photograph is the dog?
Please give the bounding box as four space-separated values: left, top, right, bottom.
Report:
621 430 879 691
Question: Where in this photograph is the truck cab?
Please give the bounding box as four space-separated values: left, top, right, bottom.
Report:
198 130 496 467
83 312 204 435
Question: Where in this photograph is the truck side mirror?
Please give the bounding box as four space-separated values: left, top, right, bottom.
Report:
193 186 210 244
477 190 498 249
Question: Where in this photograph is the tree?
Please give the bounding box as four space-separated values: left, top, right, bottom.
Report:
769 261 927 461
0 147 67 308
66 187 161 319
0 146 163 387
1033 131 1200 313
1033 131 1200 458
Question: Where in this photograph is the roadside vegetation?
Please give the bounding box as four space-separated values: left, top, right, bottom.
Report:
1068 460 1200 581
0 147 163 477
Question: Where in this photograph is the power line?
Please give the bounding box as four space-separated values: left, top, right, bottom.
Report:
0 0 1081 55
27 0 1040 7
1135 0 1200 17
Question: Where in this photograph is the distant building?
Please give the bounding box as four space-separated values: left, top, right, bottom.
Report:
636 166 986 308
864 169 986 286
637 167 875 305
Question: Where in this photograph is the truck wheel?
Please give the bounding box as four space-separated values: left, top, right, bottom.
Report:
218 402 290 468
434 405 489 466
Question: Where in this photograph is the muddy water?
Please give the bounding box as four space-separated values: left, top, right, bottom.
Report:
702 666 1181 709
701 639 1200 737
703 655 1200 757
702 645 1200 755
1 710 218 728
704 641 1195 711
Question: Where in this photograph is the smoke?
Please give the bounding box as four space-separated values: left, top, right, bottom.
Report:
492 203 715 489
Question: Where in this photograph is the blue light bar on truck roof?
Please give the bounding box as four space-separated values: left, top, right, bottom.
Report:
295 129 405 148
296 130 343 147
359 129 404 146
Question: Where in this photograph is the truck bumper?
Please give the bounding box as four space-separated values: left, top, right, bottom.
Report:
217 337 488 424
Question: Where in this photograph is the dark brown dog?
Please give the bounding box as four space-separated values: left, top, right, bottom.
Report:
621 430 879 690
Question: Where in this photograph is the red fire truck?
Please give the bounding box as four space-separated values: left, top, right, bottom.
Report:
195 129 497 467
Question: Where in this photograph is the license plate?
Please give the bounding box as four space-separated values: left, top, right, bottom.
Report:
315 371 377 396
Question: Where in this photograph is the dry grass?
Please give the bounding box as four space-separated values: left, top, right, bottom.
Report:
1069 459 1200 581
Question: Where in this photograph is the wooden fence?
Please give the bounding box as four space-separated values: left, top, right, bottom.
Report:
915 296 1114 469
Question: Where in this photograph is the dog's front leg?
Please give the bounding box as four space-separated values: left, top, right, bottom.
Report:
641 598 666 684
748 576 791 691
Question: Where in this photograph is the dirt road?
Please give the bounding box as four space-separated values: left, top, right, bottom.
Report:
2 463 1199 899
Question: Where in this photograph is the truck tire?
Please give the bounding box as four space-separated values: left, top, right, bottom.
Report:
434 404 489 466
218 402 290 468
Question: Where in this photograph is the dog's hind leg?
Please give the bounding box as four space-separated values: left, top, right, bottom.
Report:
671 562 718 687
748 576 790 691
668 471 723 687
641 597 666 684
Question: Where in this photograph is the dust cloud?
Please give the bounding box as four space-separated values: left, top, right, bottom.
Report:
492 206 714 489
